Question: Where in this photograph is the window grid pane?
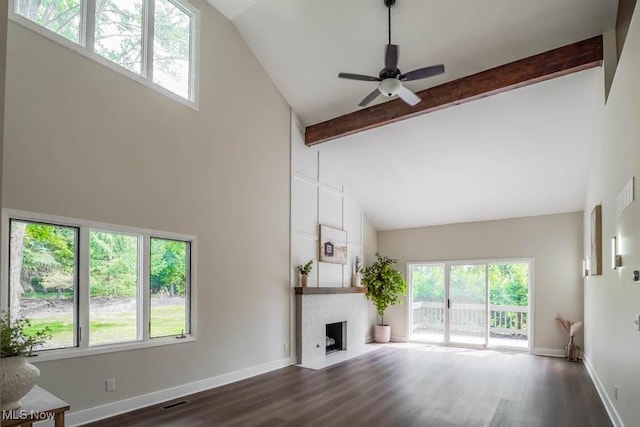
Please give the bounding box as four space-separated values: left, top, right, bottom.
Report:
9 220 78 351
153 0 192 99
150 238 189 338
15 0 83 44
94 0 145 74
89 230 140 346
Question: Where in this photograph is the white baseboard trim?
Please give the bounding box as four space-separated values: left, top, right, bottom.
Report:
66 357 294 426
584 356 624 427
390 335 408 342
532 347 564 357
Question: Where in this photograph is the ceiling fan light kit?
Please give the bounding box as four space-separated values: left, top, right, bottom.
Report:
379 78 401 97
338 0 445 107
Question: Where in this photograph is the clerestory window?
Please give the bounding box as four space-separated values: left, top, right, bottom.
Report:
11 0 198 106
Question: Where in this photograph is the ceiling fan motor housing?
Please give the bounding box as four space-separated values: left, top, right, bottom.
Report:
384 0 396 7
379 68 400 80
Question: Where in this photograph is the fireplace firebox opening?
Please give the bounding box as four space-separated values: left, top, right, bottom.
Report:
326 321 347 354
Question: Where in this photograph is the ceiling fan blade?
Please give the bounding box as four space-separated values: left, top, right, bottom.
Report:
385 44 399 70
338 73 380 82
358 89 381 107
400 64 445 82
397 85 421 106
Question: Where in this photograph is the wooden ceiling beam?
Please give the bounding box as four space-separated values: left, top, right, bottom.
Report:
305 35 603 146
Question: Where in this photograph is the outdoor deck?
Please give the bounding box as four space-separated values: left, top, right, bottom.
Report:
412 302 529 348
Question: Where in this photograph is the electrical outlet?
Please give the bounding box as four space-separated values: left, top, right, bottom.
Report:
614 385 618 399
106 378 116 392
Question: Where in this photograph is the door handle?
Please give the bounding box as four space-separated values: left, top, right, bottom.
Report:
447 299 451 309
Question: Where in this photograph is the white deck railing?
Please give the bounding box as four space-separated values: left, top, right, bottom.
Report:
412 301 528 338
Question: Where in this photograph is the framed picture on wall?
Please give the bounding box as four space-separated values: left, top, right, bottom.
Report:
590 204 602 276
319 225 348 265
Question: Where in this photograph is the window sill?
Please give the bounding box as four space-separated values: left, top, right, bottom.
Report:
28 336 196 363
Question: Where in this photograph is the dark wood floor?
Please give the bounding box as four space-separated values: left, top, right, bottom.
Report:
86 345 611 427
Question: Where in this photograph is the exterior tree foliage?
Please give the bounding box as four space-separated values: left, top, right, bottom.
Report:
150 239 187 297
15 0 83 42
15 0 190 80
412 263 529 306
89 231 138 297
11 223 188 317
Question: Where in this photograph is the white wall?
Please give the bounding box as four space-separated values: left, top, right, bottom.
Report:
290 114 379 346
378 212 584 350
583 5 640 425
290 114 366 287
0 1 7 285
3 0 291 415
363 215 378 339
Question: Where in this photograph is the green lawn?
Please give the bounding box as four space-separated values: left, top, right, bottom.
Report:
26 305 187 349
24 291 74 299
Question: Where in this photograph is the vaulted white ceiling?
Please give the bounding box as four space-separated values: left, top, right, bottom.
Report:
207 0 617 230
319 69 603 230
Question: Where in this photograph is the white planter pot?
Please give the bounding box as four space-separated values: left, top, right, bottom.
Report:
374 324 391 343
0 356 40 410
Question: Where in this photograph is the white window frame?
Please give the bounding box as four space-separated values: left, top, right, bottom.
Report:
8 0 200 110
1 209 198 362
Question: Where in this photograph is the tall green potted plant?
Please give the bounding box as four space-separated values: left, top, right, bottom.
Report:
361 253 407 343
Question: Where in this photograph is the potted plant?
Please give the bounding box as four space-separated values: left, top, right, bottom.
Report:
296 259 314 287
351 256 362 287
1 311 52 410
362 253 407 343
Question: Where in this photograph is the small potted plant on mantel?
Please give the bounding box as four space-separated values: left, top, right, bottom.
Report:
361 253 407 343
0 311 52 410
296 259 314 287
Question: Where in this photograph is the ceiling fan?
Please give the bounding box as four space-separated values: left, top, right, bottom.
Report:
338 0 445 107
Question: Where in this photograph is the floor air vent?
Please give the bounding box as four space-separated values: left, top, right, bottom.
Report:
162 400 189 410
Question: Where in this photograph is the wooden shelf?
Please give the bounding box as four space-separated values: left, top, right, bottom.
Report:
294 287 367 295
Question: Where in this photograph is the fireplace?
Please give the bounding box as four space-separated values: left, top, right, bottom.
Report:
295 291 367 365
326 321 347 354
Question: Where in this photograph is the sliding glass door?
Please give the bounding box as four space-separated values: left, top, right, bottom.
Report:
449 264 487 346
488 263 530 349
409 260 531 350
409 264 446 343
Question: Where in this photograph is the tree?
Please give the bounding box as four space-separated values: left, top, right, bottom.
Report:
10 221 76 317
450 265 486 303
9 222 27 318
489 264 528 306
89 232 138 298
412 265 444 302
15 0 191 79
15 0 83 42
150 239 187 297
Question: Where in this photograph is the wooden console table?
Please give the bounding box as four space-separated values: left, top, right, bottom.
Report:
1 386 69 427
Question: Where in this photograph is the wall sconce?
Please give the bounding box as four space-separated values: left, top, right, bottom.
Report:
582 259 589 277
611 236 622 269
